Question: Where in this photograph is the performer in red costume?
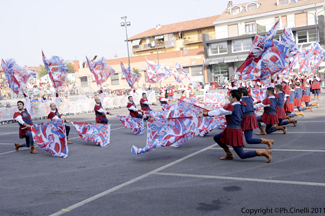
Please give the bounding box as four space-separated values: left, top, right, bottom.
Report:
13 90 38 154
48 91 73 144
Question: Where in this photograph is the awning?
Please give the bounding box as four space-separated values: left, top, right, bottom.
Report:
224 56 237 63
204 57 224 66
131 39 141 46
237 55 247 62
155 35 164 40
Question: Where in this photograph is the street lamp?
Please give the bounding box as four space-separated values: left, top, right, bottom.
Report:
303 4 324 42
155 24 161 64
121 16 131 68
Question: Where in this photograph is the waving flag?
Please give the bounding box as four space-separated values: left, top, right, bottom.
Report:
120 61 140 88
197 117 226 136
117 115 144 135
298 45 314 73
42 51 68 89
87 57 115 86
281 27 295 44
131 116 226 155
1 59 20 94
173 99 210 117
175 62 190 81
31 120 68 158
165 67 183 83
250 88 266 102
1 59 36 94
131 117 198 155
308 43 325 74
72 122 110 147
146 58 170 83
236 20 283 81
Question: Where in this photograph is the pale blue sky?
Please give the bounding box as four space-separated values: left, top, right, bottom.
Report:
0 0 250 66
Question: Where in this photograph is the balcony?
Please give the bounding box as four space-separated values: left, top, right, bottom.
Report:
132 41 165 52
184 34 215 44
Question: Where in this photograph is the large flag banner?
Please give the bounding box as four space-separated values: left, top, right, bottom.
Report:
87 57 115 86
250 88 266 102
173 99 210 117
175 62 190 81
131 117 198 155
145 58 170 83
31 120 68 158
165 67 183 83
1 59 36 94
117 115 144 135
197 116 226 137
120 61 140 88
72 122 110 147
236 20 283 81
308 43 325 74
42 51 69 89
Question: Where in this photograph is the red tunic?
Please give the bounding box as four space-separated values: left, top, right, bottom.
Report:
94 103 107 123
261 98 279 125
284 103 294 113
301 95 310 103
13 109 33 139
276 107 286 119
220 103 245 147
180 95 186 100
293 98 301 107
241 115 258 131
127 102 138 118
312 80 321 89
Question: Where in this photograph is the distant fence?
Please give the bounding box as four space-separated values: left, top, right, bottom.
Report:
0 91 156 123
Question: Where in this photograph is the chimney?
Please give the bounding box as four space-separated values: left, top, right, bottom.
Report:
73 60 79 72
227 1 233 8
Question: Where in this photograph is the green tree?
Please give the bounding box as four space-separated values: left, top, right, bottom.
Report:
67 62 75 73
38 65 48 78
132 68 141 81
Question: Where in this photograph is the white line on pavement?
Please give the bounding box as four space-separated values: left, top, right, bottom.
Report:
0 149 28 155
209 148 325 152
155 172 325 187
49 143 218 216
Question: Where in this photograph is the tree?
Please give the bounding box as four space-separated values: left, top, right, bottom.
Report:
67 62 75 73
38 65 48 78
132 68 141 81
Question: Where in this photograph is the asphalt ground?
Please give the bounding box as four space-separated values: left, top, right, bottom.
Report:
1 94 325 216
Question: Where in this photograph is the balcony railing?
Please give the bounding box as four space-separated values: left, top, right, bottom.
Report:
184 34 215 44
132 41 165 52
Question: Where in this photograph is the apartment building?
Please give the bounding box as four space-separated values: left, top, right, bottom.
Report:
203 0 325 83
128 15 218 56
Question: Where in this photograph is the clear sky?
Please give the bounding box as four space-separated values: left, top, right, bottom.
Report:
0 0 250 66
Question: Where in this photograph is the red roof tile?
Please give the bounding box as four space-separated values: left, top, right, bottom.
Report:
129 15 219 40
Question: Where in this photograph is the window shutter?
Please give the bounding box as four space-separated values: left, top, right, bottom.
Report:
295 13 307 27
228 24 238 37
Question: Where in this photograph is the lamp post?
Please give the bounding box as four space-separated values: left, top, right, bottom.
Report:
306 4 324 42
121 16 131 68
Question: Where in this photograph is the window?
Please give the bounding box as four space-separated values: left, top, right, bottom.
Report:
190 66 203 76
178 66 189 75
275 16 287 28
111 73 119 85
245 22 256 33
212 64 229 84
228 24 238 37
209 42 228 55
295 12 307 27
278 0 288 5
231 6 241 15
247 3 257 11
232 39 252 52
297 30 317 44
80 76 88 87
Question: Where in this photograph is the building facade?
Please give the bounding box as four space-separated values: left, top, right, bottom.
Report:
203 0 325 84
128 15 218 57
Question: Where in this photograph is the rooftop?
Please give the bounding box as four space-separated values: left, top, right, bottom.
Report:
128 15 219 41
215 0 324 23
